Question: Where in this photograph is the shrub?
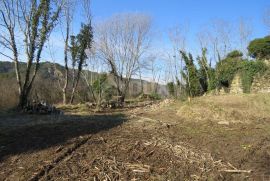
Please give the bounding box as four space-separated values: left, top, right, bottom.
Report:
216 57 243 87
226 50 243 59
167 82 175 97
149 92 161 100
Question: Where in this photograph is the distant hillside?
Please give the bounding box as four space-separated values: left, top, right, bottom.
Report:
0 61 17 73
0 61 168 108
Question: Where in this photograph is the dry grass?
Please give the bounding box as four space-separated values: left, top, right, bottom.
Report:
0 78 18 110
177 93 270 124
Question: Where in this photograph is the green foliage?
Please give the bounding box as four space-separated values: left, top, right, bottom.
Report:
93 74 113 101
180 51 201 97
216 51 268 92
70 35 79 67
240 61 268 93
197 48 216 92
70 23 93 69
76 24 93 62
248 36 270 60
149 92 161 100
103 87 114 101
226 50 243 59
93 74 107 93
166 82 175 97
208 69 217 90
216 57 243 87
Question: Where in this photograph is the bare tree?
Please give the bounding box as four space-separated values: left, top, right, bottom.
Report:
0 0 63 109
263 7 270 33
166 25 188 97
197 28 210 50
149 56 161 93
82 45 98 104
212 19 233 59
96 13 152 103
200 20 232 62
238 18 253 57
57 0 75 104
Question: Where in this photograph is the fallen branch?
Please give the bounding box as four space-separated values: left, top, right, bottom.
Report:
220 169 252 174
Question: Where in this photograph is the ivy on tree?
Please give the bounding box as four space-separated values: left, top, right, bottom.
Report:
69 23 93 104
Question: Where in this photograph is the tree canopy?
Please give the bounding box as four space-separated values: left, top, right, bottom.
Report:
248 36 270 60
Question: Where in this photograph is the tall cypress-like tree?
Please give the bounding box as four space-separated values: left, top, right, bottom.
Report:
197 48 216 92
180 51 201 97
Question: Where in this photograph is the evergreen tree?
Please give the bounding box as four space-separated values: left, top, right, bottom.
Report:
180 51 201 97
197 48 216 92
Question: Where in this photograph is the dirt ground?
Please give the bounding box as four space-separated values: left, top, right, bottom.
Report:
0 94 270 181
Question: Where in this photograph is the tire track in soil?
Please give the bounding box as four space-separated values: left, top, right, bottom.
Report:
28 135 92 181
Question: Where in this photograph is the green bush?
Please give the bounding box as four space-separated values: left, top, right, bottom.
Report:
93 74 114 102
149 92 161 100
226 50 243 59
166 82 175 97
216 57 243 87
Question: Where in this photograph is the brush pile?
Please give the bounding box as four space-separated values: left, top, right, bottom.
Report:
23 100 62 114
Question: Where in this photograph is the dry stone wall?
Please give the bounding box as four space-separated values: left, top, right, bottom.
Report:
229 74 243 94
251 70 270 93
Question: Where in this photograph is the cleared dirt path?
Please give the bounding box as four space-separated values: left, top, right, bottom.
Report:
1 95 270 180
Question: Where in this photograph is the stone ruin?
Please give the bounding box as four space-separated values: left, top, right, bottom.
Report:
251 70 270 93
228 67 270 94
229 73 244 94
215 70 270 95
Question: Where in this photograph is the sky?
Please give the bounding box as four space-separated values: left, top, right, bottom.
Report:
50 0 270 62
93 0 268 40
1 0 270 67
91 0 268 34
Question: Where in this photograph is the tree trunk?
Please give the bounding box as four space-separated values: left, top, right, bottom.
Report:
70 87 76 104
63 89 67 105
62 49 69 105
70 69 82 104
62 11 70 105
18 91 28 109
138 67 144 94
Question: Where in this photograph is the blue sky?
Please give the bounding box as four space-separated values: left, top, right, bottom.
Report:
1 0 270 65
91 0 267 25
90 0 269 36
69 0 269 62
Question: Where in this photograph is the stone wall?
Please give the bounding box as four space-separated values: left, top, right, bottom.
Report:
229 61 270 94
229 74 243 94
251 70 270 93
